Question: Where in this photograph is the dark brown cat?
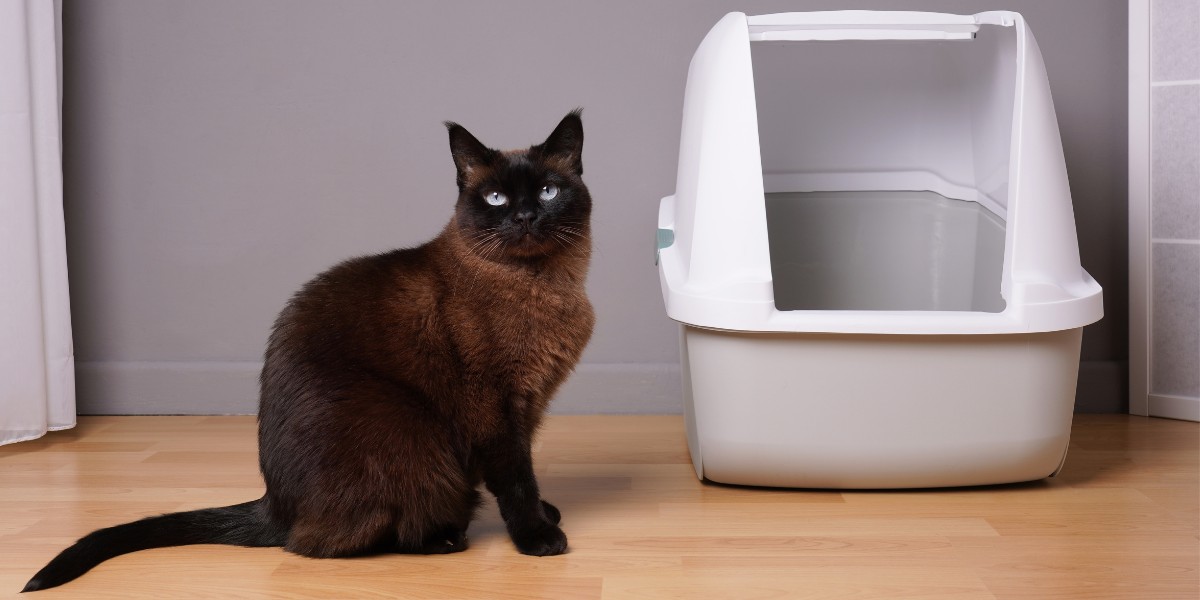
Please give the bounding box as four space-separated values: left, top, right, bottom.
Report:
24 112 594 592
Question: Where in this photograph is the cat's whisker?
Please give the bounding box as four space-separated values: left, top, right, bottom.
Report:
466 230 501 255
464 235 507 292
485 236 506 259
556 226 586 238
452 231 501 295
454 233 505 297
550 233 571 252
550 228 589 256
551 232 581 253
462 240 493 290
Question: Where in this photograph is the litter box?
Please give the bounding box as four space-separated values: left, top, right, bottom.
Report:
656 11 1103 488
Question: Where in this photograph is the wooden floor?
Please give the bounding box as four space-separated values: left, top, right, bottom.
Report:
0 415 1196 599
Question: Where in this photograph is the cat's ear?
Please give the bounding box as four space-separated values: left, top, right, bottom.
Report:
540 109 584 176
445 121 492 189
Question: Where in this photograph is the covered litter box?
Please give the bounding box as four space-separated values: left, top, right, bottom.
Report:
656 11 1103 488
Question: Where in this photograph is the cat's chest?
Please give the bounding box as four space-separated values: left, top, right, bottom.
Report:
490 279 592 355
456 275 593 395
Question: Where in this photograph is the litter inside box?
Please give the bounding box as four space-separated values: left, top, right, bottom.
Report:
765 190 1006 313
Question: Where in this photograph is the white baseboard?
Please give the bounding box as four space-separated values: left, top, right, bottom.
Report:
75 361 683 415
1147 394 1200 422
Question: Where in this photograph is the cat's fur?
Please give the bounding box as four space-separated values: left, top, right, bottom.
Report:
24 112 594 592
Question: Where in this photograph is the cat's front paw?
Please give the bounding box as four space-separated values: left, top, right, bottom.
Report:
512 523 568 556
540 500 562 525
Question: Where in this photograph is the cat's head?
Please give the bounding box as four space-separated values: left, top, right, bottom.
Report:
445 111 590 260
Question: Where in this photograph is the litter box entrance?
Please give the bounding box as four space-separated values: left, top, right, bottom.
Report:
748 21 1017 313
765 190 1005 312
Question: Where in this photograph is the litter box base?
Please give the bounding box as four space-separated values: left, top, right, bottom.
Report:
681 325 1082 489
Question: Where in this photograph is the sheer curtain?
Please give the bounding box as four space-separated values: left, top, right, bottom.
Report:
1 0 74 445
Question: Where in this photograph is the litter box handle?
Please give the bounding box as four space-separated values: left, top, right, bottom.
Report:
655 195 675 266
745 11 1006 41
655 228 674 266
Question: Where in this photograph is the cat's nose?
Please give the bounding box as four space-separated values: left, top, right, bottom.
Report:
514 210 536 228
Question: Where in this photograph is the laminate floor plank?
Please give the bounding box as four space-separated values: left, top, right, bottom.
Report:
0 414 1195 599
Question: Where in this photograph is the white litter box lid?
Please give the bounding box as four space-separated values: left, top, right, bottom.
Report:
656 10 1104 335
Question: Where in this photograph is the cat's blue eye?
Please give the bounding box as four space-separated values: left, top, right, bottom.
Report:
484 191 508 206
539 184 559 202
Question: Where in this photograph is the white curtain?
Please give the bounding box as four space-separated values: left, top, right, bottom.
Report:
1 0 74 445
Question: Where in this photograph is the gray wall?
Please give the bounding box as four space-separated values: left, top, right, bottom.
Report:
63 0 1128 415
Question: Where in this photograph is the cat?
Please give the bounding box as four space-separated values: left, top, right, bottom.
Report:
23 111 595 592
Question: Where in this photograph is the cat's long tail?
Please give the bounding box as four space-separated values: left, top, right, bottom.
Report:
22 497 286 593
